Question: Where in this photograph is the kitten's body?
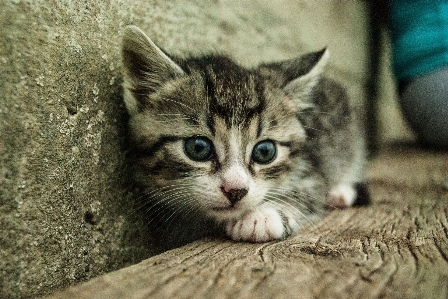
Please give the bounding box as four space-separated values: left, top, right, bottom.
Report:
121 26 368 247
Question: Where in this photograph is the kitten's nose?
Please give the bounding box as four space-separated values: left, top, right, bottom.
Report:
221 187 248 204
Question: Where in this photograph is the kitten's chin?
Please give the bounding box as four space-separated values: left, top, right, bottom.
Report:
208 206 247 220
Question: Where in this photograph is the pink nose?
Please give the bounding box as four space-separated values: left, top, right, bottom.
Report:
221 187 248 204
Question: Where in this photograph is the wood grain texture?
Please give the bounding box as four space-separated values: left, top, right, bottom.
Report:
45 146 448 299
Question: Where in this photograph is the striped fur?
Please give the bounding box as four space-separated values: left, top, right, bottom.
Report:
122 26 368 246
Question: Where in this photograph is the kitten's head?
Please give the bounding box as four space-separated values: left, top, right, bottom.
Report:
122 26 328 223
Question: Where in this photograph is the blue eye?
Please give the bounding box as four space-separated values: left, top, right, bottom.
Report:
252 140 276 164
184 137 214 162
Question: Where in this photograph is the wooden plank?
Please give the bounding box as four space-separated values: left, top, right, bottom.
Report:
45 146 448 299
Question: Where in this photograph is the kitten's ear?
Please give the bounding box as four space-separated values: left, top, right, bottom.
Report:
121 25 185 115
261 48 329 109
282 48 329 107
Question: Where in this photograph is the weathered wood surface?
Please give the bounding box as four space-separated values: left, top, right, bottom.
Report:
45 146 448 299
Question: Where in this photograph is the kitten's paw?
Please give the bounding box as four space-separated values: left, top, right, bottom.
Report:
327 184 357 209
225 208 285 242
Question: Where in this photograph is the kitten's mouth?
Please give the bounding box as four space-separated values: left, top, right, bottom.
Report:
210 202 249 218
211 204 244 215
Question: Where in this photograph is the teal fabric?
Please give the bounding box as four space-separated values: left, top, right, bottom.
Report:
391 0 448 81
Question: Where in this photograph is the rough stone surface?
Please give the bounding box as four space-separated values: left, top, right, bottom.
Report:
0 1 369 298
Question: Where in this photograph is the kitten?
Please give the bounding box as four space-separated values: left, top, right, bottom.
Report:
121 25 369 246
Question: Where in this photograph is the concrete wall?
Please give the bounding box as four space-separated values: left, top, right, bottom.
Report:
0 1 369 298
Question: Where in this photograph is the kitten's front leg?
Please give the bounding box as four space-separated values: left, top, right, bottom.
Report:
225 208 288 242
327 182 370 208
327 184 357 209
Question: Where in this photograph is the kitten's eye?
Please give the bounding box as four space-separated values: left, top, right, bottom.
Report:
252 140 276 164
184 137 214 162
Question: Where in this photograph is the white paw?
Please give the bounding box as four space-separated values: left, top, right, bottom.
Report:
225 208 285 242
327 184 357 209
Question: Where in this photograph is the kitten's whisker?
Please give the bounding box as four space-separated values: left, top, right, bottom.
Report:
155 196 195 225
267 187 325 204
133 184 194 212
137 183 196 213
144 184 196 206
133 183 187 202
162 196 200 232
264 193 314 220
265 187 325 220
145 189 197 227
265 193 312 215
263 194 320 231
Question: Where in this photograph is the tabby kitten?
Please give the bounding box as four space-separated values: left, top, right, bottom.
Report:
121 25 368 245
